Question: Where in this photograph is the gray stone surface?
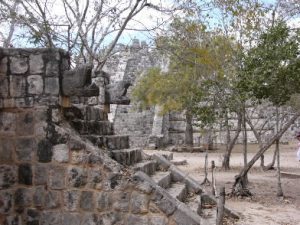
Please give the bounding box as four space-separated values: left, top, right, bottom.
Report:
9 75 26 97
27 75 43 95
33 186 46 207
18 163 32 185
10 56 28 74
46 60 59 77
0 77 8 98
88 168 102 189
112 191 130 212
148 216 168 225
0 190 13 214
34 164 48 185
45 77 59 95
50 166 66 189
16 111 34 135
41 211 62 225
14 188 32 207
63 190 80 211
0 112 16 136
15 138 35 161
52 144 69 163
0 57 8 75
30 54 44 74
80 191 94 211
0 165 17 189
127 215 148 225
62 213 81 225
45 190 61 209
67 166 88 188
96 192 113 212
0 138 14 162
27 208 40 225
130 191 149 214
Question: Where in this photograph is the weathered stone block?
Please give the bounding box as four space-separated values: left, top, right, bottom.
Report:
52 144 69 163
130 191 149 214
0 138 14 163
0 190 13 214
18 163 32 185
101 212 123 225
127 215 148 225
61 213 81 225
15 138 35 161
45 77 59 95
10 56 28 74
49 166 65 189
15 97 34 108
70 150 86 164
0 77 8 98
27 75 43 95
0 112 16 136
0 165 17 189
45 190 61 209
112 191 130 212
9 75 26 97
88 168 102 189
41 211 62 225
16 111 35 135
34 164 48 185
33 186 46 207
46 61 59 77
63 190 80 211
14 188 32 207
67 166 88 188
29 54 44 74
37 139 53 163
96 192 112 212
81 213 102 225
26 208 40 225
80 191 94 211
148 216 168 225
3 215 22 225
151 191 176 216
0 57 8 75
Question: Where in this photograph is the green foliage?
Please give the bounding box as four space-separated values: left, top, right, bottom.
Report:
238 21 300 106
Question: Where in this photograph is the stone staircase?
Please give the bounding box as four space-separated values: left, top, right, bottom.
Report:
65 104 239 225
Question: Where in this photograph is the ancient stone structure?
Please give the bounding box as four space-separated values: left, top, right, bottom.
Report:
0 47 239 225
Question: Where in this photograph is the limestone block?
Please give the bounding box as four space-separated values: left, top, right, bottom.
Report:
70 150 86 165
130 191 149 214
49 166 66 190
0 138 14 163
0 190 13 214
46 61 59 77
18 163 32 185
0 165 17 189
67 166 88 188
29 54 44 74
101 212 123 225
27 75 43 95
63 190 80 211
33 186 46 207
9 75 26 97
112 191 130 212
16 111 34 135
0 77 8 98
52 144 69 163
148 216 168 225
10 56 28 74
27 208 40 225
127 215 148 225
15 138 35 162
37 139 53 163
81 213 102 225
14 188 32 207
0 57 8 75
45 190 61 209
80 191 94 211
34 164 48 185
41 211 62 225
45 77 59 95
96 192 113 212
3 215 22 225
88 168 102 189
15 97 34 108
61 213 81 225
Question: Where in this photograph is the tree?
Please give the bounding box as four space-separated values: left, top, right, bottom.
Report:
232 21 300 196
0 0 196 69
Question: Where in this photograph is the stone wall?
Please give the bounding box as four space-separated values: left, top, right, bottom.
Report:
0 48 179 225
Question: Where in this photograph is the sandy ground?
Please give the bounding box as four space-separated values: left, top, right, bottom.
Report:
145 142 300 225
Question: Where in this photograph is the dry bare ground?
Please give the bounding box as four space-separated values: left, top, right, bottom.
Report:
145 141 300 225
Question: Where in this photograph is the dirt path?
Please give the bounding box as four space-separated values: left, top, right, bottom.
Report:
145 142 300 225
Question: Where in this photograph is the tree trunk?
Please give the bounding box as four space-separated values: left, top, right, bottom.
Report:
276 139 283 197
232 112 300 196
242 105 248 185
185 111 193 147
222 112 242 170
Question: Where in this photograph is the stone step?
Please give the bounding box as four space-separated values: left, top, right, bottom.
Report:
66 105 108 121
111 148 142 166
71 120 113 135
151 171 172 189
133 160 157 176
167 182 187 202
83 135 129 150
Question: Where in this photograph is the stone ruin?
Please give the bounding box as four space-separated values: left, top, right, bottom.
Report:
0 47 239 224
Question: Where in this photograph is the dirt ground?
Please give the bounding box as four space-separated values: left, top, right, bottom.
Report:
145 141 300 225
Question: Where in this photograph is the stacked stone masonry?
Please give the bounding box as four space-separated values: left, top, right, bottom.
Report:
2 47 235 225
